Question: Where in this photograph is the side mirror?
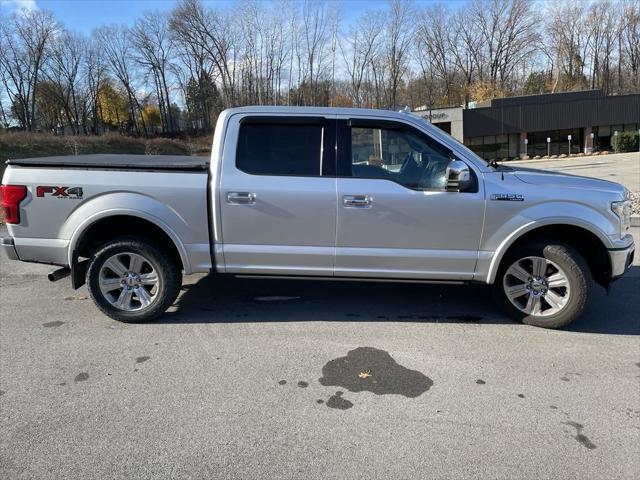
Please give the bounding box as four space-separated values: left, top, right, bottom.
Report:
445 160 471 192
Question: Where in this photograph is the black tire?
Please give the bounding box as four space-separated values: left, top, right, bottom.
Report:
86 236 181 322
493 241 592 329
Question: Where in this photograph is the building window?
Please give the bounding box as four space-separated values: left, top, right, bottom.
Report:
594 123 639 151
464 133 519 160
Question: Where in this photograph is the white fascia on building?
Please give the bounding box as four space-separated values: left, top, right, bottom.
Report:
412 106 464 143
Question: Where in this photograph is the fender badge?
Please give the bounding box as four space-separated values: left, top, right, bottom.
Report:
490 193 524 201
36 186 84 199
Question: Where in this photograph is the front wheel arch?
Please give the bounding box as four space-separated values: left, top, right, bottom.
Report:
489 224 612 288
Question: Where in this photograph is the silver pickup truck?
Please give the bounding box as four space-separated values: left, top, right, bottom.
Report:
1 107 635 328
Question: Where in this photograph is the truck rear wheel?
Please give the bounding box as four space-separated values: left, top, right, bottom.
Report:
493 242 591 329
86 236 181 322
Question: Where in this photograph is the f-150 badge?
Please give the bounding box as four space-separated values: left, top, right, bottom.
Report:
490 193 524 201
36 186 83 199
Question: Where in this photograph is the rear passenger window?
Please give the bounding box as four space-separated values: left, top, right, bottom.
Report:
236 123 322 176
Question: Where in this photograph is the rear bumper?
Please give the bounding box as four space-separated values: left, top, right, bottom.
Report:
1 237 19 261
609 243 635 280
1 236 69 266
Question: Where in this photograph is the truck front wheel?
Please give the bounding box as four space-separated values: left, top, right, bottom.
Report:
493 242 592 329
86 237 182 322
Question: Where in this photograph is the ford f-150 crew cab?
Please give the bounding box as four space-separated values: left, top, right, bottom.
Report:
1 107 635 328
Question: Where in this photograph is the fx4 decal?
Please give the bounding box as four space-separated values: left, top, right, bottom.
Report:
36 186 84 199
490 193 524 201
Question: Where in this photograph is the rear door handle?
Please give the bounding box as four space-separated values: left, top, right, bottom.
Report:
343 195 372 208
226 192 256 205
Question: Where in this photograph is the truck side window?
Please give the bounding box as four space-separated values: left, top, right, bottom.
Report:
350 127 452 190
237 123 322 176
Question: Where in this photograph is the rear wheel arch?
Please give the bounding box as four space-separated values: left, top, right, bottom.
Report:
70 214 187 288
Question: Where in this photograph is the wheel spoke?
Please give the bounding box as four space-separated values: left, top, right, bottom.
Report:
504 255 571 317
524 294 542 315
99 277 122 293
547 272 568 288
531 257 547 277
115 288 134 310
99 251 159 312
104 257 128 276
507 263 530 282
129 254 144 274
544 290 566 311
136 287 153 307
505 284 528 300
139 272 158 286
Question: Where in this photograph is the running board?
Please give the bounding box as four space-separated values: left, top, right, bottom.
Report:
234 275 466 285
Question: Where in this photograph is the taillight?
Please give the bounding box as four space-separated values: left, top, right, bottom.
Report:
0 185 27 224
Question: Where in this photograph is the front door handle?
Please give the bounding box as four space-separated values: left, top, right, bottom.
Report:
226 192 256 205
343 195 372 208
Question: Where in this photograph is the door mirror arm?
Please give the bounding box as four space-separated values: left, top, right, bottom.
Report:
445 160 471 192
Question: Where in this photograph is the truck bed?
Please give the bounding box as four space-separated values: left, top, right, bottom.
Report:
6 154 209 171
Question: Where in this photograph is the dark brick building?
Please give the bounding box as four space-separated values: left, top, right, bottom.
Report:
462 90 640 160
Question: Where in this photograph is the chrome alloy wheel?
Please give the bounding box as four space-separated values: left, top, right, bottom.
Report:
503 256 570 317
98 252 160 311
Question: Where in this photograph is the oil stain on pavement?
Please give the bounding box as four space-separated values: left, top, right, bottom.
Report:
326 391 354 410
42 321 64 328
136 356 151 364
74 372 89 382
319 347 433 399
563 421 597 450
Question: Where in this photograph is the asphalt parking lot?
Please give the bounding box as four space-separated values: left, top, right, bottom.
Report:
1 240 639 479
510 151 640 192
1 153 639 479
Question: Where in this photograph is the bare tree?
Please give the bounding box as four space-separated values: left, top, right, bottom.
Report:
0 8 58 130
299 0 331 105
415 5 455 105
44 31 87 134
170 0 238 107
96 25 147 135
546 0 591 92
132 11 176 133
341 10 384 107
385 0 414 108
169 0 218 130
450 9 481 106
84 38 107 134
472 0 540 91
619 0 640 90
